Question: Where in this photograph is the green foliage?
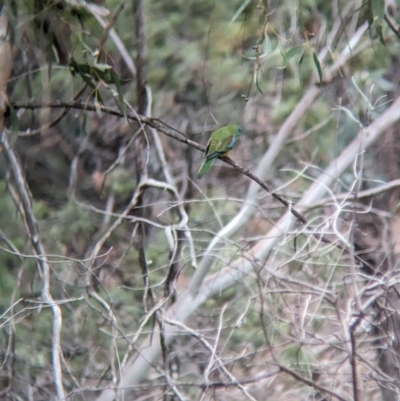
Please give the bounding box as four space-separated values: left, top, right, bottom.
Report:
0 183 24 293
33 200 51 219
367 0 387 45
47 200 96 246
144 0 251 102
280 344 313 367
103 167 136 196
0 264 16 299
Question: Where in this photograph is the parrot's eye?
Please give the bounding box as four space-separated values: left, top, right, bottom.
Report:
237 127 243 135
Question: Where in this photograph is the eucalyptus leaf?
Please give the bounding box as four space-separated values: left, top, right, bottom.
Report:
111 70 126 117
231 0 251 23
286 46 304 61
312 52 323 84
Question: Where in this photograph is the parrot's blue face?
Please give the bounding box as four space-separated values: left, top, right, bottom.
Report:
228 126 242 149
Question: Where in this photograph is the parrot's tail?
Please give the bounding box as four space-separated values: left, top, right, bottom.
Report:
197 157 216 180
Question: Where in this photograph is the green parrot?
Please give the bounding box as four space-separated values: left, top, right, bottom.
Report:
197 124 242 180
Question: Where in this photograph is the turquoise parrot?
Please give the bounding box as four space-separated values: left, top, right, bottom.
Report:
197 124 242 180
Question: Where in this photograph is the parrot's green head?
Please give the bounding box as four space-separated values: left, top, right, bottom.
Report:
227 124 242 136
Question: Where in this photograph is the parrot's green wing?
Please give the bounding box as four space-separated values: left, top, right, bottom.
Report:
197 125 242 180
205 125 241 158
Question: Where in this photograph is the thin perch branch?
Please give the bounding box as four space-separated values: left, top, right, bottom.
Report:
11 100 307 223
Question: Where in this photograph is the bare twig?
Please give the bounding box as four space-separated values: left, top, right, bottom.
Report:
17 84 87 137
164 317 258 401
96 1 127 60
312 178 400 206
278 364 348 401
92 12 136 76
384 13 400 40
